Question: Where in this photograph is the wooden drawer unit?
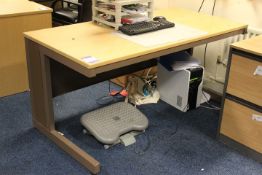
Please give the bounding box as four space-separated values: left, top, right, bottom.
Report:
221 99 262 153
0 1 52 97
219 36 262 162
227 54 262 106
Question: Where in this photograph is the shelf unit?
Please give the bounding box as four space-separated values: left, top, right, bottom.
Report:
92 0 154 30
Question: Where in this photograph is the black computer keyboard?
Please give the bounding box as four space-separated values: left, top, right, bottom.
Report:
119 18 175 36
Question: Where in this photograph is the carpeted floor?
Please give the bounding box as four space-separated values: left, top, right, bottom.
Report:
0 82 261 175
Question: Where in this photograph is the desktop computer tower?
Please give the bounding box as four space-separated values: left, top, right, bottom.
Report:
157 52 204 112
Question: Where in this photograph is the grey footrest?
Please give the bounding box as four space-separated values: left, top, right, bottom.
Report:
80 102 148 145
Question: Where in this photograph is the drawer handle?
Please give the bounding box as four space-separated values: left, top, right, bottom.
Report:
252 114 262 122
253 65 262 76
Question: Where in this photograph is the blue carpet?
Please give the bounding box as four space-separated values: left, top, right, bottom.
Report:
0 82 261 175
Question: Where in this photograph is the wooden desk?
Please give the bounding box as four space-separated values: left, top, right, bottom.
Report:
0 0 52 97
24 7 247 174
30 0 57 8
219 35 262 162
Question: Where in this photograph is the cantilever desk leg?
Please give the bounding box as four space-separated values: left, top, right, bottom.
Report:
25 39 100 174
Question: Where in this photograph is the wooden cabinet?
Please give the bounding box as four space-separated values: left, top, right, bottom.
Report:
221 99 262 153
219 36 262 162
0 1 52 97
227 54 262 106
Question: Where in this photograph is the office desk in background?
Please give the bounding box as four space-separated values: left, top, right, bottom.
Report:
0 0 52 97
24 7 247 174
30 0 57 8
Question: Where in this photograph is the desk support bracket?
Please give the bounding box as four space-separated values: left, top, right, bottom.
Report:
25 39 100 174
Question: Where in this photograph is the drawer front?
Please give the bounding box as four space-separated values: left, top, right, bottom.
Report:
227 54 262 106
221 99 262 153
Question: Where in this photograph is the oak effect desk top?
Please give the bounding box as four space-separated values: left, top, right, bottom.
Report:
231 35 262 56
24 7 247 69
0 0 52 18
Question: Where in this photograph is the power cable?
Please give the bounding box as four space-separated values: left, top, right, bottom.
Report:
201 0 217 69
201 91 221 110
212 0 217 15
198 0 206 12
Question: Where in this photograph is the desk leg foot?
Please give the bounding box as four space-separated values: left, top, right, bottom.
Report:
33 120 101 174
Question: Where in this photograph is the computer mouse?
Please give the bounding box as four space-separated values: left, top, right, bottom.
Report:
153 16 166 21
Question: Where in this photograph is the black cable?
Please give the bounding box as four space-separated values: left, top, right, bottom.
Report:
96 96 113 105
201 91 221 110
198 0 206 12
200 105 220 110
203 44 208 67
198 0 217 15
134 105 181 156
212 0 217 15
202 0 217 68
197 0 207 67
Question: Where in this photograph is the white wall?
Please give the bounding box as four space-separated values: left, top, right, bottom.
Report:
154 0 262 94
155 0 262 27
154 0 169 9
